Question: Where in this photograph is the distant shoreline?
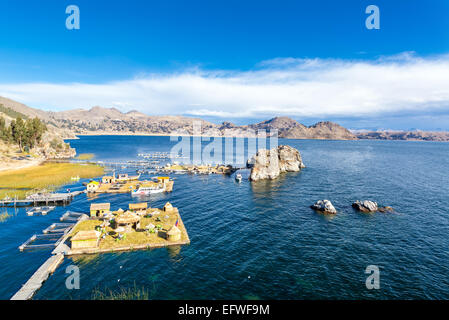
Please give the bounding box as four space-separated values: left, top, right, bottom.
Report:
70 132 449 142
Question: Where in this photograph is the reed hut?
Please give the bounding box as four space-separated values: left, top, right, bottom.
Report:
167 226 181 241
71 230 100 249
157 177 170 184
129 202 148 213
163 202 174 212
115 211 141 232
90 203 111 218
102 174 116 184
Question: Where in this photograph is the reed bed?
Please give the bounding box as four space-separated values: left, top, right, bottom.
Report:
92 284 149 300
0 162 104 199
76 153 95 160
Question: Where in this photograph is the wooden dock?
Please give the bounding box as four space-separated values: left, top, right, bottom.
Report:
10 253 65 300
0 191 84 207
11 214 88 300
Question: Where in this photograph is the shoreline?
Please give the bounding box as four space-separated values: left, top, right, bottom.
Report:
0 158 44 173
70 133 449 142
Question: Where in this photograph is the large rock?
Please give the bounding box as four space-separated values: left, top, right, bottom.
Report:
352 200 394 213
249 145 305 181
311 200 337 214
352 200 378 213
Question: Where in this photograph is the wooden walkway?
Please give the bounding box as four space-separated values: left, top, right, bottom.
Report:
10 254 64 300
0 191 84 207
11 214 88 300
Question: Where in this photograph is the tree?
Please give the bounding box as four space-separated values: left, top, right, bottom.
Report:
10 117 26 151
0 116 6 141
25 117 47 148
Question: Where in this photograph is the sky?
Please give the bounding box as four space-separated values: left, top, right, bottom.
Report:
0 0 449 130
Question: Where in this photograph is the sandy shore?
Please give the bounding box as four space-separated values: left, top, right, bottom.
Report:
0 158 44 173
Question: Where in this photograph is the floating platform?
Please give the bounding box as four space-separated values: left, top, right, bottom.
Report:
92 179 174 194
0 191 84 207
66 205 190 256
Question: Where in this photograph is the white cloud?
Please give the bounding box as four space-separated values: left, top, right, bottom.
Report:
1 53 449 119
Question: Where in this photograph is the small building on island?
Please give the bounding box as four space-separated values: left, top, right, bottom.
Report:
102 174 116 184
71 230 100 249
163 202 174 212
115 211 142 232
167 226 181 241
86 181 100 193
90 203 111 218
129 202 148 213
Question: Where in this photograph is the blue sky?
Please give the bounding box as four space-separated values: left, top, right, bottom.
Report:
1 0 449 130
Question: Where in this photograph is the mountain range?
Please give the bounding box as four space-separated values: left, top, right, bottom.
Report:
1 96 448 141
0 96 356 140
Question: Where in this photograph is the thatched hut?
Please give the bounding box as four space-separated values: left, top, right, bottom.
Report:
90 203 111 218
115 211 141 232
167 226 181 241
129 202 148 213
71 230 100 249
163 202 174 212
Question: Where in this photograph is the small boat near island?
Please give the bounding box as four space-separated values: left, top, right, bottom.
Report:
26 206 56 216
235 173 243 183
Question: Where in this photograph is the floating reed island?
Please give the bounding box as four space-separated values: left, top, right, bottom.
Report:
86 173 174 194
161 163 236 175
67 201 189 255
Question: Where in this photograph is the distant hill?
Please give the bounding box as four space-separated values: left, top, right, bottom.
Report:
0 96 357 140
6 95 448 141
356 130 449 141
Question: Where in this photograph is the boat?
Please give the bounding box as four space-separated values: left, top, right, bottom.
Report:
131 185 165 196
71 176 80 181
27 206 56 216
235 173 243 183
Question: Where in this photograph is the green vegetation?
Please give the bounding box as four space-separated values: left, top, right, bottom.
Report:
0 115 47 151
0 104 27 119
76 153 95 160
92 284 149 300
0 162 104 199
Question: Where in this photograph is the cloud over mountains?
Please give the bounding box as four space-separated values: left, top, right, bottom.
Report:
1 52 449 121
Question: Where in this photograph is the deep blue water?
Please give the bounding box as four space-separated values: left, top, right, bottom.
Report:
0 136 448 299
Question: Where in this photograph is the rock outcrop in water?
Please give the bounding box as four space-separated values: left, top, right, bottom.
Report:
311 200 337 214
248 145 305 181
352 200 394 213
352 200 378 212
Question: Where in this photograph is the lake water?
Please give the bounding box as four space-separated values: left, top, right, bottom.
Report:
1 136 448 299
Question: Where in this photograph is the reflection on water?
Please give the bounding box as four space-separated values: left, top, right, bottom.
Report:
0 136 448 299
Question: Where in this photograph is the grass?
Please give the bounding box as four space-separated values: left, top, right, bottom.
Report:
92 283 149 300
0 162 104 199
76 153 95 160
0 212 11 223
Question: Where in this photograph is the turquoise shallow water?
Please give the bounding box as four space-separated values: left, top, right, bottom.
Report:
1 136 448 299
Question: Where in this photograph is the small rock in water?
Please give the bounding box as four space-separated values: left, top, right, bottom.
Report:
311 200 337 214
378 206 394 213
352 200 378 213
